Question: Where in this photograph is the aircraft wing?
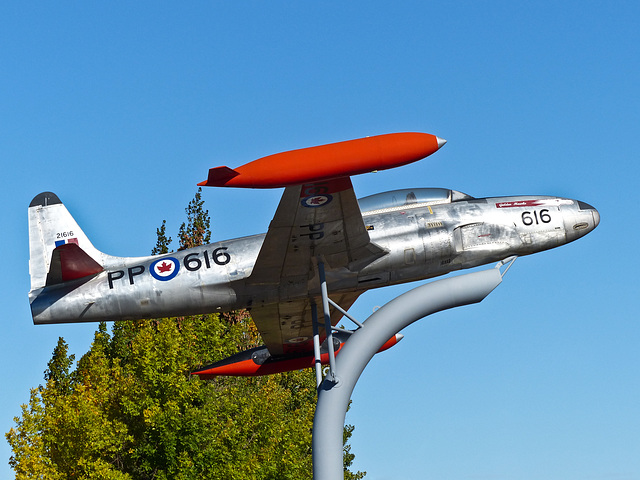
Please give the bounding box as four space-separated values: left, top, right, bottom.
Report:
248 177 386 355
250 292 361 356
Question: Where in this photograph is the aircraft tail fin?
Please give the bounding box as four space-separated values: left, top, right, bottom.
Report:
28 192 105 291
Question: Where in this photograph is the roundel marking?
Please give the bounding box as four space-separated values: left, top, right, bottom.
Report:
150 257 180 281
301 194 333 208
287 336 309 344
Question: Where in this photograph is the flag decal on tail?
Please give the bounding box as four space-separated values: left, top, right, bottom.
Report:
55 238 79 247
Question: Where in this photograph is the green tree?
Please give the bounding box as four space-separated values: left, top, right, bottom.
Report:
43 337 75 395
151 220 172 255
178 187 210 250
7 189 365 479
6 389 64 480
343 423 365 480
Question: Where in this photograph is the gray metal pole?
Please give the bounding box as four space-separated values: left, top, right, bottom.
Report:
311 302 323 387
312 267 504 479
318 260 338 382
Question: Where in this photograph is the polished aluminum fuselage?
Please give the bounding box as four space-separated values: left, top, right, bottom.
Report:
30 194 598 324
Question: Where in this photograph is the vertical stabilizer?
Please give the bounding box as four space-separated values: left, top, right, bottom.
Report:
28 192 104 291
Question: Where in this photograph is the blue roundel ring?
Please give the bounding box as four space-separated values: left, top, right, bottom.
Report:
149 257 181 281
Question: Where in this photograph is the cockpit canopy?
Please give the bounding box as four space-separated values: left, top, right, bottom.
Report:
358 188 473 213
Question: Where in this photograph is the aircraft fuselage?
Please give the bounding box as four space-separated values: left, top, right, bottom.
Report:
30 191 599 325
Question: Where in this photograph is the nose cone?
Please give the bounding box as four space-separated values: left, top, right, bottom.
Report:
592 207 600 228
564 200 599 243
591 208 600 228
577 200 600 230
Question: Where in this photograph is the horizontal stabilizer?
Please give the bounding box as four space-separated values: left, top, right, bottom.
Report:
46 243 104 286
197 166 240 187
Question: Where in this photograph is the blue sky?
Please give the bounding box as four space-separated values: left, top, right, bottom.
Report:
1 2 638 478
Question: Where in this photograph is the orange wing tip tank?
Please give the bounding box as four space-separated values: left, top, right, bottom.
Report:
199 132 446 188
193 333 403 378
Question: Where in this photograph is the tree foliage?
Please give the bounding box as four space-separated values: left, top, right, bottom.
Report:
8 190 365 479
151 220 172 256
178 187 210 250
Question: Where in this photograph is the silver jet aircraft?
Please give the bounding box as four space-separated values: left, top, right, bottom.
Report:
28 133 599 376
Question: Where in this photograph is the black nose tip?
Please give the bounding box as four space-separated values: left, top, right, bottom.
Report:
577 200 596 211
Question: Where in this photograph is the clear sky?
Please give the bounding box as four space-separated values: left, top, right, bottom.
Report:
1 2 638 479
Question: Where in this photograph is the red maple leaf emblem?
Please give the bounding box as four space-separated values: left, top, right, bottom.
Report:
157 261 173 273
309 196 324 205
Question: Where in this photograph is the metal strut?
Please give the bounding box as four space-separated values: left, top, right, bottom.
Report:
328 298 364 329
311 302 323 388
317 260 338 385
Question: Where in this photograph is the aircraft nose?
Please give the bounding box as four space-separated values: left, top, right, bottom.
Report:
577 200 600 229
592 208 600 228
561 199 599 243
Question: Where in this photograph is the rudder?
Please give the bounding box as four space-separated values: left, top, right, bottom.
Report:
28 192 104 291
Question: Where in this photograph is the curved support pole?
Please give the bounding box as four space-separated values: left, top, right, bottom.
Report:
312 267 504 479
